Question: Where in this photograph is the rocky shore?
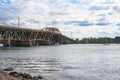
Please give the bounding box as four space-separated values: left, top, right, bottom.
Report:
0 67 46 80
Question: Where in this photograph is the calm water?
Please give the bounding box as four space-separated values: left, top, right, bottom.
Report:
0 44 120 80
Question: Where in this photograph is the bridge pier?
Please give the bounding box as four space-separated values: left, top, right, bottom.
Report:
13 40 33 47
35 40 50 45
2 40 33 47
1 40 51 47
2 40 11 47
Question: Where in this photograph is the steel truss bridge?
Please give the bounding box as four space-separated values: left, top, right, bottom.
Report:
0 25 75 47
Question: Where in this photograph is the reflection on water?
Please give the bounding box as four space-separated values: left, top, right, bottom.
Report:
0 44 120 80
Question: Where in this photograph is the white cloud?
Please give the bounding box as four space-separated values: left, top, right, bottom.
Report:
0 0 120 39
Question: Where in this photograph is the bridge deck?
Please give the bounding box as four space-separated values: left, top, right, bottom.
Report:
0 25 48 32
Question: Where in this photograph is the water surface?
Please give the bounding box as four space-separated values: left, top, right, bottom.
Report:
0 44 120 80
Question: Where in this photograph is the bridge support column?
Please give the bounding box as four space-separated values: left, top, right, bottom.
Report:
2 40 11 47
13 40 33 47
2 40 33 47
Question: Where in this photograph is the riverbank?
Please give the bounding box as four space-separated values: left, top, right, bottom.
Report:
0 68 46 80
0 72 21 80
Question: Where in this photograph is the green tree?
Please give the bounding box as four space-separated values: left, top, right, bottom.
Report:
75 38 80 43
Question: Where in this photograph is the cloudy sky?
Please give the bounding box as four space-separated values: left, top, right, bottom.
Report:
0 0 120 39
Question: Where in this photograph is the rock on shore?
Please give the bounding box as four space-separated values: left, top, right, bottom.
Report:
0 68 46 80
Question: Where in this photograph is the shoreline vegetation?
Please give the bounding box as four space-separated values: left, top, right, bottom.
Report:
75 36 120 44
0 67 46 80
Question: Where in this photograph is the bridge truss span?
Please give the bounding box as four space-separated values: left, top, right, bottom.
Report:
0 25 75 47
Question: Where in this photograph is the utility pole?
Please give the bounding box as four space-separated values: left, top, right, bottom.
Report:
18 16 20 27
71 32 73 38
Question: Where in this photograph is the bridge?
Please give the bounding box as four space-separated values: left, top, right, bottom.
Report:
0 25 75 47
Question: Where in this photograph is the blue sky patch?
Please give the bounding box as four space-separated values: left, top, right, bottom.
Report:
70 0 77 4
89 6 110 11
98 14 106 16
116 23 120 26
27 19 40 24
102 0 114 4
0 0 11 6
108 12 113 15
100 32 108 35
96 22 109 26
98 18 106 22
64 21 93 26
113 6 120 12
76 21 93 26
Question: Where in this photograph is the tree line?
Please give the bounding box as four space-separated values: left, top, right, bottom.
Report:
75 36 120 44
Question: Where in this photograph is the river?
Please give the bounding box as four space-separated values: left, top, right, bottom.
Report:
0 44 120 80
